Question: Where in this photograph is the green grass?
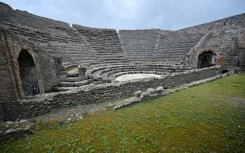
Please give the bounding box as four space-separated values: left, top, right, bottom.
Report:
1 73 245 153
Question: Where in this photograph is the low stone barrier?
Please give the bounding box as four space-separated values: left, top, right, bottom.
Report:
2 66 221 121
111 72 231 109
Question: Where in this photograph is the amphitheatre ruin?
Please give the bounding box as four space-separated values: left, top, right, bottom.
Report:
0 2 245 121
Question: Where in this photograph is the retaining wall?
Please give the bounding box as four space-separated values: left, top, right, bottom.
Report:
2 66 221 121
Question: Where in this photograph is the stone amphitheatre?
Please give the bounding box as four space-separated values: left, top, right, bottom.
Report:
0 2 245 122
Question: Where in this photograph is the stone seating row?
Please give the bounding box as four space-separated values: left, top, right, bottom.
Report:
85 63 186 81
74 25 127 64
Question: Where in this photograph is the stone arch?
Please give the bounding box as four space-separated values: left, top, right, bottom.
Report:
197 50 217 68
18 49 40 96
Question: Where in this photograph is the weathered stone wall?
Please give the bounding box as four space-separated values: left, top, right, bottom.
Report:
0 30 64 100
34 48 64 92
238 49 245 67
178 13 245 34
0 31 19 103
2 66 221 120
182 14 245 68
73 25 127 64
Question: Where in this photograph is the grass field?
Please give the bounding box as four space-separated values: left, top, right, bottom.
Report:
1 73 245 153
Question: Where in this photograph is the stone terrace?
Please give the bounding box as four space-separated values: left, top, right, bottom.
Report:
119 30 160 62
119 30 204 65
0 4 99 67
73 25 127 65
155 31 204 64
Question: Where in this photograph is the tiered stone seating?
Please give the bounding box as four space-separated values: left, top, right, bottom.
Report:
73 25 127 64
1 2 244 94
39 42 99 67
85 63 186 82
119 30 159 62
119 29 204 64
0 7 99 66
155 32 204 64
54 72 94 92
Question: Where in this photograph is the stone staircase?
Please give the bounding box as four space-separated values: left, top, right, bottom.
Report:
54 73 93 92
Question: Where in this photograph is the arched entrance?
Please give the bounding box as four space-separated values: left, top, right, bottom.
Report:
18 50 40 96
198 51 216 68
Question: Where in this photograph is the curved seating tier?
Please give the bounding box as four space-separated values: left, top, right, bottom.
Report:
85 63 187 82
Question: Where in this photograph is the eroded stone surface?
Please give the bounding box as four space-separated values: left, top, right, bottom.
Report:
0 1 244 123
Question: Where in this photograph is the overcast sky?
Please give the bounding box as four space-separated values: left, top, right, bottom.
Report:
1 0 245 30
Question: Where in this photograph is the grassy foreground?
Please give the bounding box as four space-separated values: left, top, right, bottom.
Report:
1 73 245 153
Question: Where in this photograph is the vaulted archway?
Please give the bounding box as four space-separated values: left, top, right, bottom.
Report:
18 49 40 96
198 51 216 69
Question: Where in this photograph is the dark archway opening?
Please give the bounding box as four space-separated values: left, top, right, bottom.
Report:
198 51 216 69
18 50 40 96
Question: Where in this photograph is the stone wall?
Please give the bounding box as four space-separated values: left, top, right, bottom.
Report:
2 66 221 121
0 31 19 103
35 48 65 93
0 30 64 101
178 13 245 34
182 14 245 68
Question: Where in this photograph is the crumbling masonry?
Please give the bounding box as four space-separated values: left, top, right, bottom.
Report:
0 2 245 121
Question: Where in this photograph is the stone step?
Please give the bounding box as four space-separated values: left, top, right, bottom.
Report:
74 79 93 87
54 87 77 92
67 73 79 77
59 82 75 87
65 77 84 82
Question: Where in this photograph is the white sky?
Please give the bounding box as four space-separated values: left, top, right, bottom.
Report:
1 0 245 30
